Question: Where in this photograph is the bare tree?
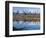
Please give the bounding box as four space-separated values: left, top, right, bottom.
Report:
23 10 26 15
16 10 19 15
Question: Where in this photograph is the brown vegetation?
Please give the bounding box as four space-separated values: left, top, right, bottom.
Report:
13 14 40 22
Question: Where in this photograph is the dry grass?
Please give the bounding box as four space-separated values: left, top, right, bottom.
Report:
13 14 40 22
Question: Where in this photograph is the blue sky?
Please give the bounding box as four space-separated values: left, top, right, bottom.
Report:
13 7 40 13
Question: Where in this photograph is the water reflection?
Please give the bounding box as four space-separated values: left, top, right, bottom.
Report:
13 21 40 31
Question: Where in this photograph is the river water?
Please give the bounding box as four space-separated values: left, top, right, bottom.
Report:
13 21 40 31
